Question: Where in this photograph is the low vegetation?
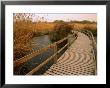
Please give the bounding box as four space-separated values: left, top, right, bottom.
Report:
13 21 34 60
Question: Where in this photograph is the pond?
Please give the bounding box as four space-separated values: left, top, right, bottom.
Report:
31 35 52 51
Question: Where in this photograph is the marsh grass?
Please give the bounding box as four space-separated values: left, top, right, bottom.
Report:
13 14 97 60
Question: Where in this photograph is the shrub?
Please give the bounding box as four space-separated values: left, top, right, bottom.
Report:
50 23 72 42
13 21 34 60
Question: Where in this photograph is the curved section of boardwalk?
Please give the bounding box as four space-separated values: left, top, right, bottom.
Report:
43 32 96 75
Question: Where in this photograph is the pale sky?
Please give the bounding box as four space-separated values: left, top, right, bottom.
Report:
32 13 97 22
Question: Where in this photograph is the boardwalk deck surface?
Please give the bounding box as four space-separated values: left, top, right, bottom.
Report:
43 32 96 75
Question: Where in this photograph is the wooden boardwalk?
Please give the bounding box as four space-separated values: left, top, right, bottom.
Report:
43 32 96 75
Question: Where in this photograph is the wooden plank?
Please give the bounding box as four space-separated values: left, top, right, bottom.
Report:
57 43 69 54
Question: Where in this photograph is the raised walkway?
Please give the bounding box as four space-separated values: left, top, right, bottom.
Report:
43 32 96 75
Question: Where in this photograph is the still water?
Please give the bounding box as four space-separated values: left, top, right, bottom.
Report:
31 35 52 51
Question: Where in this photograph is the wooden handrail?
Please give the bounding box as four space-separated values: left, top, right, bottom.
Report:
26 35 76 75
14 34 74 68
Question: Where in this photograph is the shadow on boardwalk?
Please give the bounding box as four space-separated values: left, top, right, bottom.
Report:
44 32 97 75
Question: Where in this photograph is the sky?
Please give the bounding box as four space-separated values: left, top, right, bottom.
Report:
32 13 97 22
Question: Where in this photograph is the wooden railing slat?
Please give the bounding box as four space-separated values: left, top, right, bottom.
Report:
14 35 73 67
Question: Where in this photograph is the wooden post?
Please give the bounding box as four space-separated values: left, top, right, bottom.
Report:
68 38 70 48
54 43 57 64
67 35 70 48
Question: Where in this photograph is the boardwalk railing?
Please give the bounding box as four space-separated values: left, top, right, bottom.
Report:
14 33 77 75
81 30 97 75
